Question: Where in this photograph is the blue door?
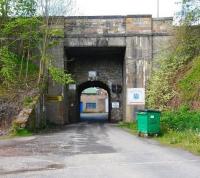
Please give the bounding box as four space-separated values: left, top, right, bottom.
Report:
80 102 84 113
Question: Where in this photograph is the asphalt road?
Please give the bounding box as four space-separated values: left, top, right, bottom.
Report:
80 113 108 122
0 121 200 178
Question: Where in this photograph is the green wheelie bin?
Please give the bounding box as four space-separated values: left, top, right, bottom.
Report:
136 110 161 136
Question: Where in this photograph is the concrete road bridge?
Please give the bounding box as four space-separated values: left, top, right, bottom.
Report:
44 15 172 125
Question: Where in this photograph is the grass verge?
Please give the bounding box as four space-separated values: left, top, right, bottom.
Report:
0 129 32 140
118 121 138 134
155 130 200 155
118 121 200 156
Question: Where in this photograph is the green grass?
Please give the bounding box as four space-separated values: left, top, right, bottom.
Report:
0 129 32 140
118 121 138 134
118 115 200 156
179 56 200 101
9 122 33 137
161 106 200 132
156 130 200 155
14 128 32 137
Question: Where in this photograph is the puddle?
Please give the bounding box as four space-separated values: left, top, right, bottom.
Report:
0 163 65 175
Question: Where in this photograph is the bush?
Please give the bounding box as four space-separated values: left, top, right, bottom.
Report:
0 48 18 85
179 56 200 101
161 106 200 132
146 25 200 110
9 121 32 136
118 121 137 133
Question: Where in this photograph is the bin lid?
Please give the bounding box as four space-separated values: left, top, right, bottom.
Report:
137 109 161 113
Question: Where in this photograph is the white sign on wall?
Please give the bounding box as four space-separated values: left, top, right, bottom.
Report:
88 71 97 78
127 88 145 105
68 84 76 90
112 102 120 109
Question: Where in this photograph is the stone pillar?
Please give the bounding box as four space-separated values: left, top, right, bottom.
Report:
124 37 137 122
45 17 70 125
124 15 153 122
46 38 68 125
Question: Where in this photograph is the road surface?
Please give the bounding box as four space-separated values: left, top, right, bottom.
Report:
0 121 200 178
80 113 108 122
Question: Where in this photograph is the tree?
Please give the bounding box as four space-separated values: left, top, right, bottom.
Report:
0 0 75 87
0 0 11 17
178 0 200 24
13 0 37 17
0 1 39 86
36 0 75 85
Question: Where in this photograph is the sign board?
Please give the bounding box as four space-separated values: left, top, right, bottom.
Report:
127 88 145 105
69 84 76 90
112 102 120 108
88 71 97 78
88 71 97 81
47 96 63 102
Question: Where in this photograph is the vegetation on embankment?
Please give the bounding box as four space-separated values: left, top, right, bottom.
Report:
142 0 200 155
0 0 74 136
146 24 200 110
158 106 200 155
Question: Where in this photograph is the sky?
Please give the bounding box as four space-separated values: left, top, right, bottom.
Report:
75 0 180 17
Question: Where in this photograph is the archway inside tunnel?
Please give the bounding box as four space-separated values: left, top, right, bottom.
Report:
78 81 111 122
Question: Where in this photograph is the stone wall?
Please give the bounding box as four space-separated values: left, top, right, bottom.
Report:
65 15 172 37
66 47 124 122
46 15 173 124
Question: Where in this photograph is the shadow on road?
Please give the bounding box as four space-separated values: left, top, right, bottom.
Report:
80 113 108 123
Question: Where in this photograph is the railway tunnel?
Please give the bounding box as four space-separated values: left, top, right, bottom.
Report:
45 15 173 125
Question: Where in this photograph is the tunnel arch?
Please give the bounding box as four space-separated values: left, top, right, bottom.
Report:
77 81 111 122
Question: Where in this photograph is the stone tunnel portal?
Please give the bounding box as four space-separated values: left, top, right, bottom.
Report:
65 47 125 123
45 15 173 125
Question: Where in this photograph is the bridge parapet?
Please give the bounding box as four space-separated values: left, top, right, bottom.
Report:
64 15 173 38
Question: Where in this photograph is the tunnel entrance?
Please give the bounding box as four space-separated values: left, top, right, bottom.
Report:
65 47 125 123
45 16 172 125
78 81 111 122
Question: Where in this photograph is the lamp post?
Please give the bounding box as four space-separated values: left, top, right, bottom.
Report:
157 0 160 18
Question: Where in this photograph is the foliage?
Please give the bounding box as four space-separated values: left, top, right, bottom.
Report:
179 0 200 24
161 105 200 132
0 0 75 134
2 17 41 40
146 0 200 110
13 0 37 17
146 55 176 110
146 24 200 110
9 121 32 136
119 111 200 155
23 95 39 109
0 0 74 87
0 47 38 86
178 56 200 101
0 47 18 85
157 130 200 155
159 107 200 155
49 65 74 85
0 0 36 17
0 0 11 17
118 121 137 134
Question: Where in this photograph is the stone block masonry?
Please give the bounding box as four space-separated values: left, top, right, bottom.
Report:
46 15 173 124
